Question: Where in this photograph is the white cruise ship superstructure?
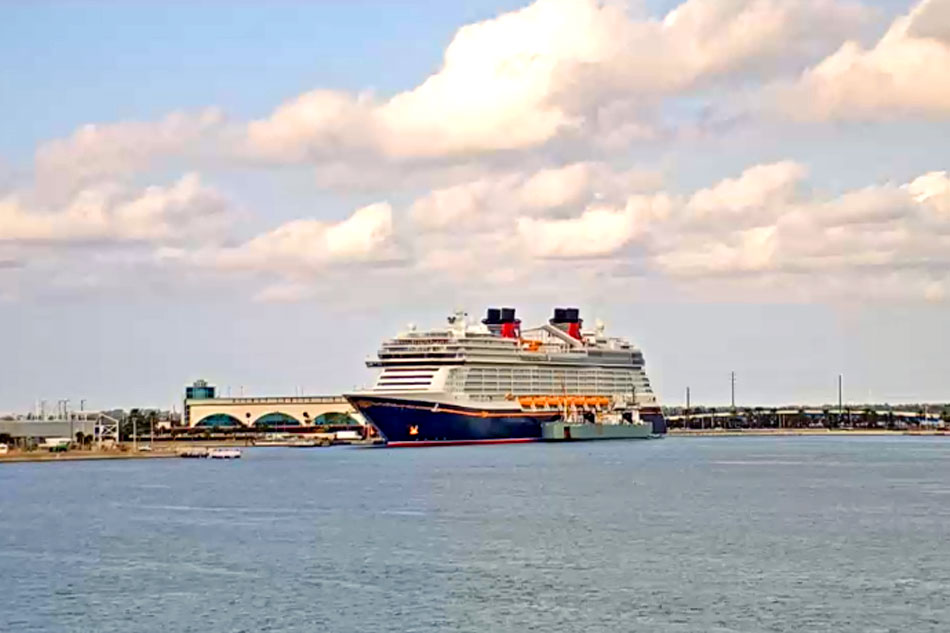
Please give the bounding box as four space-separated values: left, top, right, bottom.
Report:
346 307 665 446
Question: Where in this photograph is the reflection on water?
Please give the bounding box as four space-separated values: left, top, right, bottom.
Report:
2 437 949 632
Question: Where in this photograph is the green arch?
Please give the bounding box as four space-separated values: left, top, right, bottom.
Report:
313 411 360 426
196 413 242 428
254 412 302 428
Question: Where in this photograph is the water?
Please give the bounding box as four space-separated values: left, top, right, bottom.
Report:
2 437 949 632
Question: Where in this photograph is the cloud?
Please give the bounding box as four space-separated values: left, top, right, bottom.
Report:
22 158 930 305
410 161 662 230
35 109 225 195
518 205 640 257
14 0 946 307
407 160 950 301
517 193 672 257
765 0 950 120
22 0 871 205
0 258 22 270
252 282 317 304
653 164 950 288
654 225 779 275
210 202 398 274
907 171 950 216
684 161 807 224
246 0 869 161
0 173 231 245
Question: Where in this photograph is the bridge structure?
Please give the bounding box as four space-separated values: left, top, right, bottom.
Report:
183 380 362 430
665 406 946 430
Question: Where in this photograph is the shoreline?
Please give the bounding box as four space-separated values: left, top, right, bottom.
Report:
669 429 948 437
3 430 948 463
0 439 381 464
0 450 180 464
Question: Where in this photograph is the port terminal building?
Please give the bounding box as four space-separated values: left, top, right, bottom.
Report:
183 380 364 431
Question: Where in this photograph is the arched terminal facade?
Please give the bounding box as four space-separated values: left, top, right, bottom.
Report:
184 380 363 430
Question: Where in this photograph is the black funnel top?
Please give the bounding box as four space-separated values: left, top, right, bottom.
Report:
482 308 501 324
550 307 581 324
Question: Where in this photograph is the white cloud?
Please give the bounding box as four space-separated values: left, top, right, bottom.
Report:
518 205 639 257
0 173 231 244
517 193 672 257
765 0 950 120
211 202 398 274
654 225 779 275
35 109 225 195
13 0 946 307
685 161 807 224
20 0 872 210
246 0 868 161
92 159 944 305
906 171 950 216
410 161 662 230
252 283 317 304
653 164 950 292
404 158 950 301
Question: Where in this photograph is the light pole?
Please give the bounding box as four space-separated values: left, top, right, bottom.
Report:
730 372 736 409
65 399 72 447
838 374 844 426
730 371 736 428
686 386 691 430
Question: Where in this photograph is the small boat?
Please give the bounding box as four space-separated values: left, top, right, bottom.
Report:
178 447 210 458
209 448 242 459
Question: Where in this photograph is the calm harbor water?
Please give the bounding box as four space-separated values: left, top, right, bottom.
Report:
2 437 949 632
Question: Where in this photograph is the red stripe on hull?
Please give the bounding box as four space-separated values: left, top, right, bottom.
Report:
385 437 540 448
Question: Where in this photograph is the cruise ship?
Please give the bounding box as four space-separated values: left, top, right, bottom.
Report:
345 307 666 446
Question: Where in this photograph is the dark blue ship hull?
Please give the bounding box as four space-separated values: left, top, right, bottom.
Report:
642 411 667 434
347 395 666 446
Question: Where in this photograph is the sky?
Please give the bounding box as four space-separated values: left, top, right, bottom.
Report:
1 0 949 413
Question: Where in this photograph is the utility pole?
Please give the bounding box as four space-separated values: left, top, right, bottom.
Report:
730 371 736 428
838 374 844 427
65 399 72 447
133 414 137 452
686 386 691 430
730 372 736 409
